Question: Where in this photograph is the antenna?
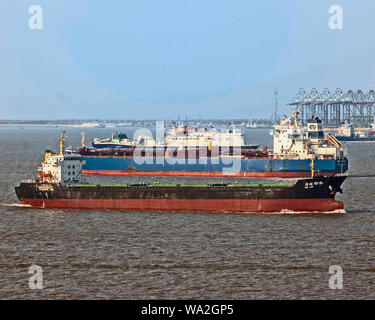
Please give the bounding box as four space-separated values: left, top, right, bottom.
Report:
274 88 278 124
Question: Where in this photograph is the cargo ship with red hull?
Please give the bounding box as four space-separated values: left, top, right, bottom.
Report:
15 139 347 214
15 176 346 213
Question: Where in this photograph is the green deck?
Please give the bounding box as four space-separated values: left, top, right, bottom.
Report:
71 183 292 188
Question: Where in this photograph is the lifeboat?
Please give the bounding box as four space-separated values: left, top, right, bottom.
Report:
38 172 52 178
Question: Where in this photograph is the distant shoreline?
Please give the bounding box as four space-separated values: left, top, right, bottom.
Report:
0 119 275 128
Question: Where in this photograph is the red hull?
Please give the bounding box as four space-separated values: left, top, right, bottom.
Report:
82 169 334 178
19 198 343 213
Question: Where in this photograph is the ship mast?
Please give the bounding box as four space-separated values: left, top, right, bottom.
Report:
60 131 67 155
292 109 300 129
311 156 315 178
81 132 85 148
274 88 278 124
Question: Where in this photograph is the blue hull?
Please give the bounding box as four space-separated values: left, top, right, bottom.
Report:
81 156 348 177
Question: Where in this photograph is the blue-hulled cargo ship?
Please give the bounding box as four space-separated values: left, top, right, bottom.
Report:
81 156 347 178
76 112 348 178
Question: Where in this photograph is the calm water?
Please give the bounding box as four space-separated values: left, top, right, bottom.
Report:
0 126 374 299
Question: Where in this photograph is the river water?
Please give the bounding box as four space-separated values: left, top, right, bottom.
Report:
0 126 374 299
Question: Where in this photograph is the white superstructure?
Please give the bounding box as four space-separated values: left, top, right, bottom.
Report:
91 122 248 150
337 123 355 137
38 133 86 184
165 122 245 150
271 111 343 160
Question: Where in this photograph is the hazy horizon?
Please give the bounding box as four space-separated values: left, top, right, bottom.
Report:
1 1 375 120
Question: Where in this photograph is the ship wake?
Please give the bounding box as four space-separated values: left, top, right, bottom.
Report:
1 203 33 208
277 208 346 215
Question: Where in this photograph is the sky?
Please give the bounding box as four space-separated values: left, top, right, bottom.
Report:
1 0 375 120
